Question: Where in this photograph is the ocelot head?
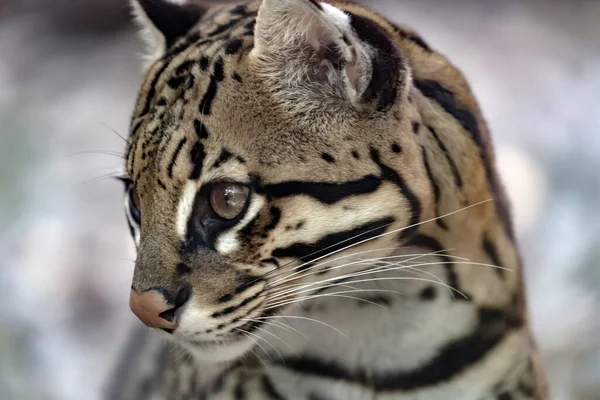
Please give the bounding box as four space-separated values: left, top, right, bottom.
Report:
123 0 433 362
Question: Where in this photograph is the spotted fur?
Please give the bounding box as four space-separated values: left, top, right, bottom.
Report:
107 0 549 399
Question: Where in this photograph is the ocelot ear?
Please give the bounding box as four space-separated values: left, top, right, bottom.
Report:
130 0 206 64
252 0 404 111
251 0 375 106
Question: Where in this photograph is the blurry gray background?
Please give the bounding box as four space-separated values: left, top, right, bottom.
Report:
0 0 599 399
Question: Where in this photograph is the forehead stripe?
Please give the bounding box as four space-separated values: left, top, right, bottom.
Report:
198 57 225 116
263 175 380 205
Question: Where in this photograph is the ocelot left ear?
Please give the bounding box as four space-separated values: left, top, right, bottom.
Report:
130 0 206 65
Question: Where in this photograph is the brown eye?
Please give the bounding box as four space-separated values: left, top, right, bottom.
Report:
209 183 250 220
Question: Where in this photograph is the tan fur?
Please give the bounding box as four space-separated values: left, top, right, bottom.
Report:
117 1 548 398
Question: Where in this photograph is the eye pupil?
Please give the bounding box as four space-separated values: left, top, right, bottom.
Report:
209 183 249 220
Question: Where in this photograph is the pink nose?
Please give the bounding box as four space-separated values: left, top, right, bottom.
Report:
129 289 177 329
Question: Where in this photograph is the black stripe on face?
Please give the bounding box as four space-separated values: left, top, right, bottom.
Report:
273 307 522 391
414 79 514 241
211 289 263 319
407 234 470 301
482 234 504 278
168 137 187 178
199 58 225 115
271 217 395 272
421 147 448 230
370 148 421 240
189 142 206 180
427 125 463 188
262 175 381 205
260 375 285 400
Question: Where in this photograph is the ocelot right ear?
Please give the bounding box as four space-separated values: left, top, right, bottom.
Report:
130 0 207 66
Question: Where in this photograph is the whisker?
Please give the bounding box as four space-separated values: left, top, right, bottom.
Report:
236 328 282 361
64 150 126 159
248 316 348 340
269 250 458 289
265 200 492 287
237 331 272 361
99 121 128 143
250 325 298 356
265 288 404 310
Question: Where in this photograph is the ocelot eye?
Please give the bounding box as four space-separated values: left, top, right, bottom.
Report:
209 182 250 220
128 185 142 224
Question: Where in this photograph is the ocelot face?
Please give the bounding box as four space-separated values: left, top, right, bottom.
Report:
123 0 431 362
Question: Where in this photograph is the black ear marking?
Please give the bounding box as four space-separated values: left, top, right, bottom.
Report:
137 0 206 48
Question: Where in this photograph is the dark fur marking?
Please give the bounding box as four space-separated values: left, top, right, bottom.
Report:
211 290 263 318
497 393 512 400
194 119 209 139
351 150 360 159
199 56 209 70
168 137 187 178
307 0 324 11
392 26 433 53
421 147 448 230
415 79 515 241
264 206 282 232
412 121 420 134
321 153 336 163
370 148 421 239
136 0 205 48
391 143 402 153
427 125 463 188
233 72 243 83
175 59 196 75
167 75 187 89
419 286 436 300
275 307 521 391
482 234 504 278
176 263 191 276
261 375 285 400
225 38 244 55
347 12 403 112
234 380 245 400
407 234 470 301
212 149 233 170
263 175 381 205
272 217 394 271
157 179 167 190
208 17 246 37
157 97 167 106
189 142 205 180
199 58 225 115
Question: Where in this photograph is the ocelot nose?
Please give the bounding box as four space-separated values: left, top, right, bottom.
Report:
129 285 191 331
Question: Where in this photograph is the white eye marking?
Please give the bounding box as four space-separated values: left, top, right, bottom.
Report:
177 181 200 239
216 195 265 255
124 192 141 247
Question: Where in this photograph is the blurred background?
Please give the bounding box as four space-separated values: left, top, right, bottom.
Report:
0 0 599 399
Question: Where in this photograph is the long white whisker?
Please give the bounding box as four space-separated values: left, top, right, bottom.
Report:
269 250 459 290
269 200 492 286
237 330 272 361
266 288 403 310
248 316 348 339
235 328 282 361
